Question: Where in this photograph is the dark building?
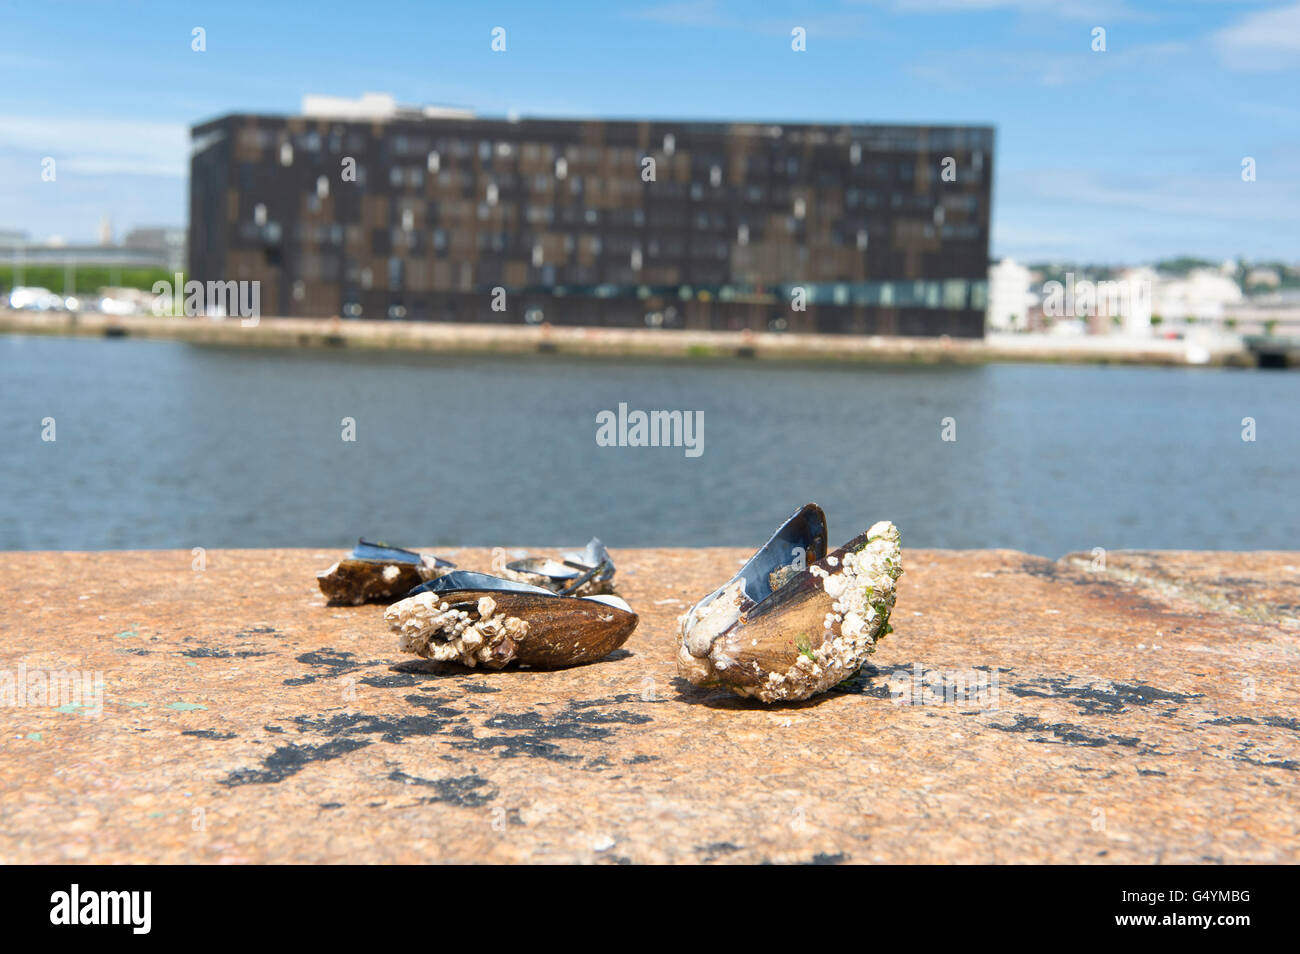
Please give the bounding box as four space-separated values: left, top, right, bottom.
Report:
190 96 992 335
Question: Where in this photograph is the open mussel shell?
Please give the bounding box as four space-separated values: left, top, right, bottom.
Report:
386 569 638 670
566 538 616 581
316 538 455 606
350 540 452 568
504 537 616 595
678 505 902 703
681 504 827 636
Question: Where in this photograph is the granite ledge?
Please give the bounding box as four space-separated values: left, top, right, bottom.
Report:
1 547 1297 864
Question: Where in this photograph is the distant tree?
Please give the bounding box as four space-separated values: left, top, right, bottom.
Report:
1154 257 1215 276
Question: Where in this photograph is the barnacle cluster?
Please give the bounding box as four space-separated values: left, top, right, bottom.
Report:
384 593 530 669
750 521 902 703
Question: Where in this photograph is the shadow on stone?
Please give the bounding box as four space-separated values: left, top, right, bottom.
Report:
670 676 847 710
388 647 634 680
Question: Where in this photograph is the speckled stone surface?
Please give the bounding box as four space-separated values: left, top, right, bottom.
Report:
1 547 1297 864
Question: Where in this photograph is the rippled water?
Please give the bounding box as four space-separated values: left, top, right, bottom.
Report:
3 333 1297 556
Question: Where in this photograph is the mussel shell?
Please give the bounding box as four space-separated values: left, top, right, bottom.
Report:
318 559 426 605
406 570 554 598
351 539 422 564
392 569 638 669
506 537 616 586
566 538 615 582
414 590 637 668
504 557 585 580
705 529 873 690
679 514 901 703
352 538 453 569
318 539 456 605
682 503 828 635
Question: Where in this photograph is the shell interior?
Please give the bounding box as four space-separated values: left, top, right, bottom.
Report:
582 593 632 612
682 503 828 636
505 557 582 579
506 536 615 583
351 538 454 569
352 539 422 564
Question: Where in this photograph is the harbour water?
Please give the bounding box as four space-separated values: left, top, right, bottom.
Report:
3 333 1297 555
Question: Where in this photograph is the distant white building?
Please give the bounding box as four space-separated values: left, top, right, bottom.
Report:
301 92 474 122
987 258 1033 331
1152 268 1243 324
1114 266 1155 335
1245 267 1281 289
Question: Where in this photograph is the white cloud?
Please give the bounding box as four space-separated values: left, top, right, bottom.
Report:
0 115 188 178
990 164 1300 260
904 41 1187 88
1214 1 1300 70
1012 167 1299 224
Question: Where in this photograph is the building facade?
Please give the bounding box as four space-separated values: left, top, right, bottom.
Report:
190 99 992 335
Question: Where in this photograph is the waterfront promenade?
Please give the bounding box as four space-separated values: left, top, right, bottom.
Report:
0 307 1257 367
2 545 1295 864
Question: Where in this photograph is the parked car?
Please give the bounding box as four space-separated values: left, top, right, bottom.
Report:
8 286 63 311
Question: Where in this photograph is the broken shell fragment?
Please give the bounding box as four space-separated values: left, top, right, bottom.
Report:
317 538 455 605
500 537 617 596
386 570 638 669
678 504 902 704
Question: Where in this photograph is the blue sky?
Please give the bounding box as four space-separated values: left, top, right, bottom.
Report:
2 0 1297 263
